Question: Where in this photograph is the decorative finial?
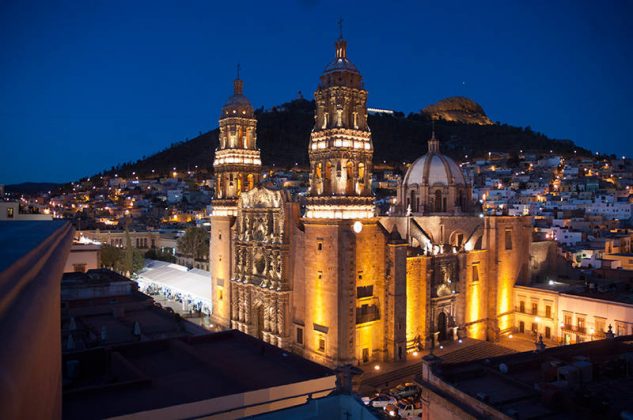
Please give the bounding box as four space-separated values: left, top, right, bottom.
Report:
428 118 440 153
233 64 243 95
431 118 436 139
335 19 347 59
338 17 343 39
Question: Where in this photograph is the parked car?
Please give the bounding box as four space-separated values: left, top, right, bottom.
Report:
389 382 421 399
361 393 397 409
395 399 423 418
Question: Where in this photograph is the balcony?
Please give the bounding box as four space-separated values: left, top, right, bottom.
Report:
514 307 554 320
356 304 380 325
561 324 589 335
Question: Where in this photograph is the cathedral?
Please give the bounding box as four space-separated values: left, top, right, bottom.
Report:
210 33 532 368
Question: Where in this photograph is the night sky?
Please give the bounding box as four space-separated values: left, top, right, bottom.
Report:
1 0 632 184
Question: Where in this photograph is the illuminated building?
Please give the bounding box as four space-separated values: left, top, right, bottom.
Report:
210 72 262 327
210 32 533 368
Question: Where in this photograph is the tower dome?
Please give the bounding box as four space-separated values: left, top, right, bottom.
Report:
221 73 254 118
398 132 472 215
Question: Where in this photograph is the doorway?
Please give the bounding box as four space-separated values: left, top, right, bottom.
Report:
437 311 448 341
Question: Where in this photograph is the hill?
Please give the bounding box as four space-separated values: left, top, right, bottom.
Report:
5 182 63 195
96 98 591 179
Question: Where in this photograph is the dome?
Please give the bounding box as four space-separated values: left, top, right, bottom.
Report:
323 56 359 74
403 139 466 187
221 78 254 118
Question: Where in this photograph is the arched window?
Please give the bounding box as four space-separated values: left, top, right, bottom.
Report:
410 190 417 212
358 163 365 183
325 162 333 194
247 174 254 190
346 161 354 194
434 190 442 212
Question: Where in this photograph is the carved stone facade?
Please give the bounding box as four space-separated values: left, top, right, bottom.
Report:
231 187 297 349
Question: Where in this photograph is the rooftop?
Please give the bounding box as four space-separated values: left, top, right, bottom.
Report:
63 330 335 419
425 336 633 418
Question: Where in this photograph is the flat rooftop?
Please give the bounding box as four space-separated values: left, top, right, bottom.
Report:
432 336 633 418
62 330 335 419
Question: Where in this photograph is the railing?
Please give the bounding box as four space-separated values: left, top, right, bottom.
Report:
356 304 380 324
514 307 554 319
561 324 588 334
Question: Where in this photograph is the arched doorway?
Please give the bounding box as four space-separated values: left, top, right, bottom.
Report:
437 311 448 341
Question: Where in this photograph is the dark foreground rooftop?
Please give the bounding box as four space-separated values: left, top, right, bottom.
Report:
63 330 335 419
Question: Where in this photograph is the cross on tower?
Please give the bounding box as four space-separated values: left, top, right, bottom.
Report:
338 17 343 39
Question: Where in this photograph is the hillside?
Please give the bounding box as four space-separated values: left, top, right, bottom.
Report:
97 98 591 179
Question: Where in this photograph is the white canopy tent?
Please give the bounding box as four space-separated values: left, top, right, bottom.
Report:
137 259 213 314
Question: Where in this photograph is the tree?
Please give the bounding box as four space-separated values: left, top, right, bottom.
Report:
101 244 121 269
177 226 209 261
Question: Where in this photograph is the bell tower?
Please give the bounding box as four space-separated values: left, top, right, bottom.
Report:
305 28 374 219
212 68 261 217
211 70 261 327
303 30 386 368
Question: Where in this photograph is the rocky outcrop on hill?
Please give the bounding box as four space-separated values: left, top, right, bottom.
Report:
423 96 493 125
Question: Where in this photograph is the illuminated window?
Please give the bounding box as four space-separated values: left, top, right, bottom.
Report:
318 337 326 352
7 207 14 218
519 300 525 313
296 327 303 345
545 326 551 339
545 305 552 318
531 302 538 315
595 317 605 334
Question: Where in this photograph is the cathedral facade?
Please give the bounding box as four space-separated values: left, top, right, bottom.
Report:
210 34 532 368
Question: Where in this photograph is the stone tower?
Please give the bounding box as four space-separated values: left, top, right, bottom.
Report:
305 31 374 219
303 31 387 367
211 73 261 327
213 72 261 213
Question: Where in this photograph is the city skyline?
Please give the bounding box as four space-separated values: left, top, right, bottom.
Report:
1 0 632 185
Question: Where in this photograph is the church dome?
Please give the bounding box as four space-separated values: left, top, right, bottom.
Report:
403 134 466 187
221 78 254 118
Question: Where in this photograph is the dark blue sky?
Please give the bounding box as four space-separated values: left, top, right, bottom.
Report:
1 0 632 184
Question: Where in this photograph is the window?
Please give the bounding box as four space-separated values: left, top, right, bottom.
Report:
616 322 626 336
73 263 86 273
357 272 363 280
219 233 222 240
472 265 479 282
595 318 606 335
532 302 538 315
296 327 303 345
362 348 369 363
218 289 223 301
317 271 322 280
318 337 326 352
564 313 572 328
505 229 513 250
519 300 525 313
357 285 373 299
317 242 323 251
7 207 14 218
577 317 585 333
545 305 552 318
545 326 551 339
531 322 537 333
